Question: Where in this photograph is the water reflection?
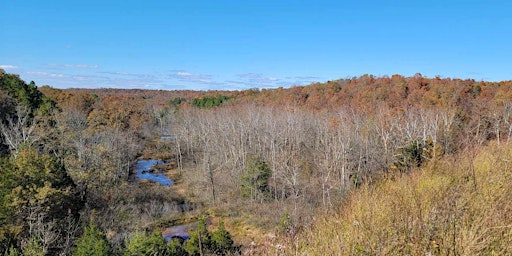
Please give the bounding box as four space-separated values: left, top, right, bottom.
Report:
135 159 173 186
162 223 193 242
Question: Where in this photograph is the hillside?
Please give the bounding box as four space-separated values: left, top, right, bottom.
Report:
2 70 512 255
299 142 512 255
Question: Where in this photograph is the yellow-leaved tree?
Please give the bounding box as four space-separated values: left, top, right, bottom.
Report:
0 144 81 254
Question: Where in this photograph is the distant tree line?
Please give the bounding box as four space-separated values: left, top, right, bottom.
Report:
2 68 512 254
190 95 230 109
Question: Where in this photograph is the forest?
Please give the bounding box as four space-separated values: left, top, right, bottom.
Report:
1 68 512 255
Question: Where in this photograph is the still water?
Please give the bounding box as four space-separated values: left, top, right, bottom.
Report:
135 159 173 186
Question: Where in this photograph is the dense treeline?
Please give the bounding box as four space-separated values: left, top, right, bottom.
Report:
168 74 512 254
1 69 239 255
1 69 512 255
172 74 512 205
2 71 183 255
190 95 230 109
1 70 82 255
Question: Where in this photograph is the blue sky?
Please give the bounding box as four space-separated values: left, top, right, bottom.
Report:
1 1 511 90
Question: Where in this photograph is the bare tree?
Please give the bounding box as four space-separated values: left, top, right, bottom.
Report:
0 106 39 155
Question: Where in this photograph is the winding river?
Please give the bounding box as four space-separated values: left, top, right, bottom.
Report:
134 159 173 186
134 159 191 241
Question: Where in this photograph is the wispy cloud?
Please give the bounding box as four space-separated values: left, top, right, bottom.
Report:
48 63 100 69
24 70 165 89
292 76 320 81
238 73 279 83
27 71 66 78
74 71 164 88
17 66 323 90
0 65 19 70
169 70 219 84
100 71 156 78
224 73 321 90
288 76 321 86
222 73 282 89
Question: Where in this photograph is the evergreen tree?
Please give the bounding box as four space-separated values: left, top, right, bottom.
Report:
0 72 46 116
124 230 167 256
241 157 272 201
22 238 45 256
393 140 424 173
190 95 229 109
184 217 211 256
167 238 188 256
6 246 20 256
73 222 110 256
211 220 234 254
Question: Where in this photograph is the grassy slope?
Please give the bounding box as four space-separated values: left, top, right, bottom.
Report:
300 142 512 255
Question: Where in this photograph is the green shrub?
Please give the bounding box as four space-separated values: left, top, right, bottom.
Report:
211 220 234 254
73 222 110 256
124 230 167 256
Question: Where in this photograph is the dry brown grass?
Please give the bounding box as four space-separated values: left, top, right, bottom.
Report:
299 142 512 255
